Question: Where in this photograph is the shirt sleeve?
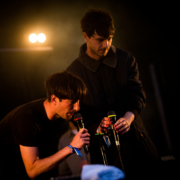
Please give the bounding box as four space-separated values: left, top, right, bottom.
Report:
11 113 40 146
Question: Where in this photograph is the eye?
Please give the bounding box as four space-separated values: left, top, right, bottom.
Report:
70 100 78 105
96 38 104 42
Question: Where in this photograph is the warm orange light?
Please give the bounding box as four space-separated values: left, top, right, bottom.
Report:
29 33 38 43
37 33 46 43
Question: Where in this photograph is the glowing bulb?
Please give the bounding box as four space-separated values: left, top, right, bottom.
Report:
37 33 46 43
29 33 38 43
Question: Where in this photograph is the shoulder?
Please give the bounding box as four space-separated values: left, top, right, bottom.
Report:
66 58 85 77
115 48 137 69
67 58 81 70
115 47 135 60
11 100 46 133
13 99 45 120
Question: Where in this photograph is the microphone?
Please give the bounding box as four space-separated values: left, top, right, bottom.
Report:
107 111 120 146
107 111 125 173
74 113 84 130
74 113 89 154
107 111 117 124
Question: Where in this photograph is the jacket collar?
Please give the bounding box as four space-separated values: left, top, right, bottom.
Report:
78 44 117 72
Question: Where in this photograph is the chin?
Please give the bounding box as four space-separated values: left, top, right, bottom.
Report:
65 115 72 121
99 52 108 57
98 53 105 58
104 51 109 56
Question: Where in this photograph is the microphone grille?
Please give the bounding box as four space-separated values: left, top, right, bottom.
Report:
74 113 82 121
107 111 116 116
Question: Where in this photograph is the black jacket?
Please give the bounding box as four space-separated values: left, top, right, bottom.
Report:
67 44 159 179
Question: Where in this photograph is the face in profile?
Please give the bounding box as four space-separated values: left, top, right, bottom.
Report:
55 99 80 120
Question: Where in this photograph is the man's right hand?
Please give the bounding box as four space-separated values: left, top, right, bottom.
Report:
20 129 90 179
70 128 90 149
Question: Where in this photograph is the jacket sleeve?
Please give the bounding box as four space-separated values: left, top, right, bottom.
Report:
123 53 146 118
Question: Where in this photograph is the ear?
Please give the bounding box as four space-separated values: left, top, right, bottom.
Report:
51 95 58 105
82 32 89 43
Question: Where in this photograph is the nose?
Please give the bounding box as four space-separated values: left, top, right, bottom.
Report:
73 101 80 112
102 40 108 48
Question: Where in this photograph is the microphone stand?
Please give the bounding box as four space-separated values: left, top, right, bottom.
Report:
110 124 125 172
95 132 108 165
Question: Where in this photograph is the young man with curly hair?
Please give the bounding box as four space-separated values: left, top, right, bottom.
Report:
67 8 159 179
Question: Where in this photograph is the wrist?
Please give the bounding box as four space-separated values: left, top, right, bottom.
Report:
124 111 135 123
68 144 75 154
68 144 82 157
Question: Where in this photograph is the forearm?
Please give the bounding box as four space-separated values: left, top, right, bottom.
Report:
114 111 135 135
124 111 135 124
20 145 73 179
21 128 90 179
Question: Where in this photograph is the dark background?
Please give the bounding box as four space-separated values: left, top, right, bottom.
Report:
0 0 179 177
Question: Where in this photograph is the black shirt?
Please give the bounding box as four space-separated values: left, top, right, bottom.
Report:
0 99 61 179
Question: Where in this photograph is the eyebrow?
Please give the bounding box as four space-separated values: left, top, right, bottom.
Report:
96 37 104 40
95 36 113 41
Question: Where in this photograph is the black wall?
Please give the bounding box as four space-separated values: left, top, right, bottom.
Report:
0 0 179 159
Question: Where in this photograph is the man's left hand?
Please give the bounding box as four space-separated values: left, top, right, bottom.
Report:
114 111 135 135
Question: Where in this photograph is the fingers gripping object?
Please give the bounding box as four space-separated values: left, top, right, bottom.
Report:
74 113 89 154
74 113 90 164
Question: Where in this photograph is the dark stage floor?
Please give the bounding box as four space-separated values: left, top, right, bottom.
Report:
53 156 178 180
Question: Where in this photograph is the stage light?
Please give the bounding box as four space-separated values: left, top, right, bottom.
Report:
37 33 46 43
29 33 38 43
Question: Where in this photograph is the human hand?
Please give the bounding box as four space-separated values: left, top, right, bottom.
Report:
114 112 135 135
96 117 112 134
70 128 90 149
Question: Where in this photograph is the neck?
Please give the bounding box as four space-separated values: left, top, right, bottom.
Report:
43 99 56 120
86 48 100 60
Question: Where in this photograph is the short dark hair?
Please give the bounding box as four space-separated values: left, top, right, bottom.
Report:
45 71 87 102
81 8 115 38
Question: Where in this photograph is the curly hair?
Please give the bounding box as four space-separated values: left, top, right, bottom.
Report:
45 71 87 102
81 8 115 38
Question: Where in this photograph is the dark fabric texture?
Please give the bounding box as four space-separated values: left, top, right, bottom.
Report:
0 99 61 180
67 44 159 179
